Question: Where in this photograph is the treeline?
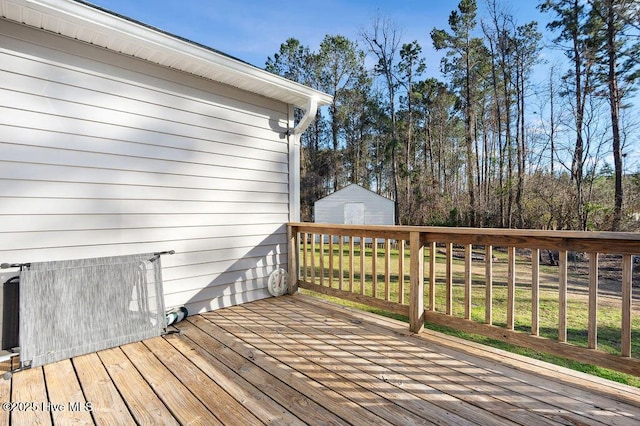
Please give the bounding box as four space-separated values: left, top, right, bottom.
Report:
265 0 640 231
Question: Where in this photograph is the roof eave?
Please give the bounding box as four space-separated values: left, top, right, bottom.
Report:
0 0 332 109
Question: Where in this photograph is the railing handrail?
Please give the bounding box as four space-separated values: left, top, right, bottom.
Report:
290 222 640 254
288 222 640 377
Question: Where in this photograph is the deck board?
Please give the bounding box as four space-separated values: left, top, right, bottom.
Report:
121 340 221 426
162 331 303 425
98 347 178 425
72 352 136 425
43 359 93 425
2 294 640 425
10 367 51 426
237 300 553 426
186 314 354 425
267 297 608 426
212 305 489 425
142 336 262 426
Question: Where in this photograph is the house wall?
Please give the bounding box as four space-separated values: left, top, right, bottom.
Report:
314 184 395 225
0 20 292 314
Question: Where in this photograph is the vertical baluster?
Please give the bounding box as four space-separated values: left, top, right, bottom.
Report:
349 236 355 292
339 236 344 290
446 242 453 315
507 247 516 330
319 235 324 286
429 241 436 311
531 248 540 336
385 239 391 301
485 245 493 325
302 232 308 282
558 250 568 343
588 252 598 349
372 238 378 298
464 244 472 320
328 236 334 288
310 233 316 285
622 254 632 358
399 240 405 304
360 236 366 295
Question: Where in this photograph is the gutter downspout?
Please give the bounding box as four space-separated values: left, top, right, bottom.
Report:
287 96 319 223
288 96 319 136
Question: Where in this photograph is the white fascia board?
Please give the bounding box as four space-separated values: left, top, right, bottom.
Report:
3 0 332 109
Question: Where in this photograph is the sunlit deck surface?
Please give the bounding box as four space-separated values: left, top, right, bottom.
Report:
2 294 640 425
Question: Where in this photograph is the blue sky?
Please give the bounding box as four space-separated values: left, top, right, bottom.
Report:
86 0 554 76
83 0 638 170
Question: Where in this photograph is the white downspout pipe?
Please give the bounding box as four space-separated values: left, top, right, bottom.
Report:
287 96 318 223
289 96 319 135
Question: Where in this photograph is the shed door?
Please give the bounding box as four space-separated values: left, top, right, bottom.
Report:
344 203 365 224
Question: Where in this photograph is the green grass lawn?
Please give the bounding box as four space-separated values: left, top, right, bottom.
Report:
301 241 640 387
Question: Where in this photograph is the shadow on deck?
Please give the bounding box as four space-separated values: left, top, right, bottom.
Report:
1 294 639 425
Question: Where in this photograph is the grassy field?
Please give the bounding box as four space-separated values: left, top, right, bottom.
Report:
301 242 640 387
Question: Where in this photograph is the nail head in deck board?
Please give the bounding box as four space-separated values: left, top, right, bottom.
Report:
143 336 262 425
120 340 222 426
97 347 179 425
163 332 303 426
72 353 136 425
43 359 94 425
189 314 353 425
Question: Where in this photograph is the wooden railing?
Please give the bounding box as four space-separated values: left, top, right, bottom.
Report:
287 222 640 376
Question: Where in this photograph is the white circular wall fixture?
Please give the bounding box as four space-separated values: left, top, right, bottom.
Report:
267 268 288 297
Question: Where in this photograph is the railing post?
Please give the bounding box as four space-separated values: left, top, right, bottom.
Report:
287 225 299 295
410 231 425 333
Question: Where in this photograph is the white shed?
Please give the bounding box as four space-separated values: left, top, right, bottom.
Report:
314 184 395 225
0 0 331 315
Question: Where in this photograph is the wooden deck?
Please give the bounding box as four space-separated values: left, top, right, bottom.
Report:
1 294 640 425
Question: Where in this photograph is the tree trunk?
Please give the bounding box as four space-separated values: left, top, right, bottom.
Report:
606 0 623 230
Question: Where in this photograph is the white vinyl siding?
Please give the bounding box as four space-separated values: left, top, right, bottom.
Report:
0 20 292 313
